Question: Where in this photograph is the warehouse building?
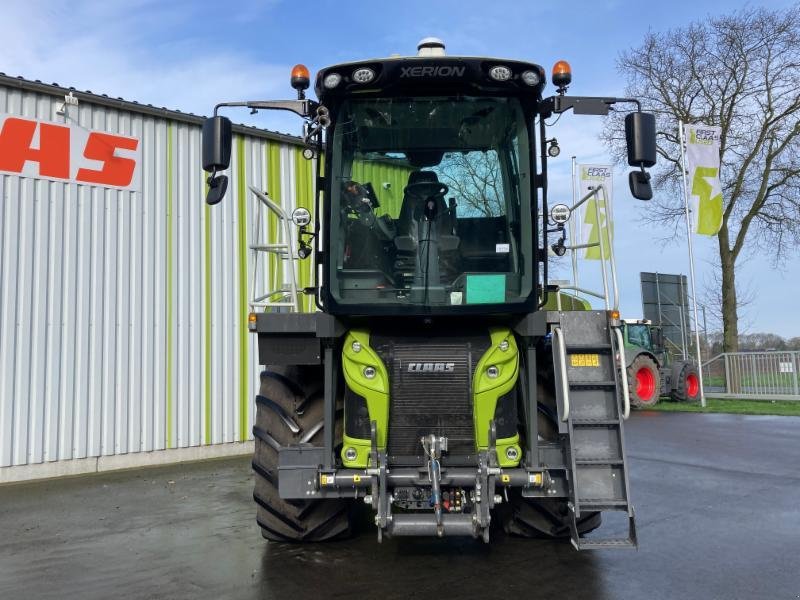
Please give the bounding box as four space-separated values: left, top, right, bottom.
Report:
0 74 323 481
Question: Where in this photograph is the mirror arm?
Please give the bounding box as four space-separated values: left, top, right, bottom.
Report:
539 96 642 118
213 99 317 118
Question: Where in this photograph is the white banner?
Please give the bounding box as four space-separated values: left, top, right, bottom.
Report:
0 113 141 191
683 124 723 235
577 164 613 260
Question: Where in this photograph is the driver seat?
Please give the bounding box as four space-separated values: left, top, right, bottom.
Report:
393 170 460 288
397 171 449 237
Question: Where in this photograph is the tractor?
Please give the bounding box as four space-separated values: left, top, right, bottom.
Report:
201 38 657 548
622 319 701 407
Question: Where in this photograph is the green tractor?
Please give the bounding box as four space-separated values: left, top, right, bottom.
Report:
201 38 657 548
622 319 701 408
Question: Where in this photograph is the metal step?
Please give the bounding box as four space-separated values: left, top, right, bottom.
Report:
580 499 630 508
569 506 638 551
575 459 624 466
566 343 612 352
573 538 637 550
569 380 617 388
572 418 619 426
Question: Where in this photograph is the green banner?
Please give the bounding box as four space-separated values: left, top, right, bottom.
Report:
684 125 723 236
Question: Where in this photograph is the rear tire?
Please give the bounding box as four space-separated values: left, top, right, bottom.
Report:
252 366 354 542
628 354 661 408
672 362 701 402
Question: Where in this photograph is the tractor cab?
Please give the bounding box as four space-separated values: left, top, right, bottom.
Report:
622 319 665 356
314 48 543 315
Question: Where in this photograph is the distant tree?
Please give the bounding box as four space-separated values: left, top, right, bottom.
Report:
739 332 788 351
606 6 800 352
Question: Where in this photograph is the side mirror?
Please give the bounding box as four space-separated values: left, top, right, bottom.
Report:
202 116 232 172
625 112 656 167
205 175 228 206
651 327 664 351
202 116 232 205
625 112 656 200
629 170 653 201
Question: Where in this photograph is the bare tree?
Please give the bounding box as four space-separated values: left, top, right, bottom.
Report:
605 6 800 351
436 151 503 217
699 256 756 333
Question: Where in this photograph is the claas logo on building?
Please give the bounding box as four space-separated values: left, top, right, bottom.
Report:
0 115 141 190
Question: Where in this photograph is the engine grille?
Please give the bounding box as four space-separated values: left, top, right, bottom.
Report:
371 333 491 459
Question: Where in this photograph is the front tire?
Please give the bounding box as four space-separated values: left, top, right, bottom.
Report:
252 366 354 542
501 494 602 539
500 369 601 539
628 354 661 408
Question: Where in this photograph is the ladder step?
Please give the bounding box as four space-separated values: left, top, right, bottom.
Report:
569 380 617 388
251 243 290 250
566 343 612 351
575 459 624 466
572 418 620 426
574 538 637 550
259 303 296 308
579 499 629 509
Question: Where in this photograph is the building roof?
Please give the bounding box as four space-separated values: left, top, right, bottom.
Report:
0 72 304 147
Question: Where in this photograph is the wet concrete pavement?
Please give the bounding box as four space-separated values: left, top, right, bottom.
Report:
1 411 798 599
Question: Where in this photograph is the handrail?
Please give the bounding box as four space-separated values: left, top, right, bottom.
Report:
613 326 630 419
552 285 606 299
553 184 619 312
595 185 620 311
553 326 570 422
249 186 299 312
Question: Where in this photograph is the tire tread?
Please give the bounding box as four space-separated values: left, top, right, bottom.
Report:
252 365 353 543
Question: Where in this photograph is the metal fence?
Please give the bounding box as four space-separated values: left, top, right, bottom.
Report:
703 351 800 400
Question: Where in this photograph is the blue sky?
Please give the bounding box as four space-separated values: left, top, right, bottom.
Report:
3 0 799 336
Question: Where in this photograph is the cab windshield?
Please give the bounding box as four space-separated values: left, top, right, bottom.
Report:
627 325 653 350
329 96 533 309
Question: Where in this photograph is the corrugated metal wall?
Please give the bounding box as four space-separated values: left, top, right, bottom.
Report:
0 80 314 468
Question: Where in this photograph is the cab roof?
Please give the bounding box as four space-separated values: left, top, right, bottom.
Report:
315 55 547 101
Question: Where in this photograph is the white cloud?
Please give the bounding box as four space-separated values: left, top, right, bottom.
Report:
1 0 298 132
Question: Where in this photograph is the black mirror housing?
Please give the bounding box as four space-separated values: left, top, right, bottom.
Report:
625 112 657 168
206 175 229 205
629 170 653 201
202 116 232 172
651 327 664 351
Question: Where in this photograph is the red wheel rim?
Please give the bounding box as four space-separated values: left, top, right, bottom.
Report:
636 367 656 402
686 373 699 398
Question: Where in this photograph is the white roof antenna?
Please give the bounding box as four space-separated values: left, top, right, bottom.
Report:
417 37 446 57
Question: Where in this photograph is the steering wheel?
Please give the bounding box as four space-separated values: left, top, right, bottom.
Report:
357 210 396 240
405 181 449 199
374 214 397 239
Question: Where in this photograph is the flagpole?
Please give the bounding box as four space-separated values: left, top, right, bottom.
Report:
678 120 707 407
570 156 580 298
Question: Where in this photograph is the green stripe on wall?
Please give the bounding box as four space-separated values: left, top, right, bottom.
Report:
236 137 249 441
165 122 174 448
203 172 212 445
293 148 314 312
351 160 415 218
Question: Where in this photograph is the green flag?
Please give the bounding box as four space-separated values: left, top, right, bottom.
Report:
684 125 723 236
577 164 613 260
